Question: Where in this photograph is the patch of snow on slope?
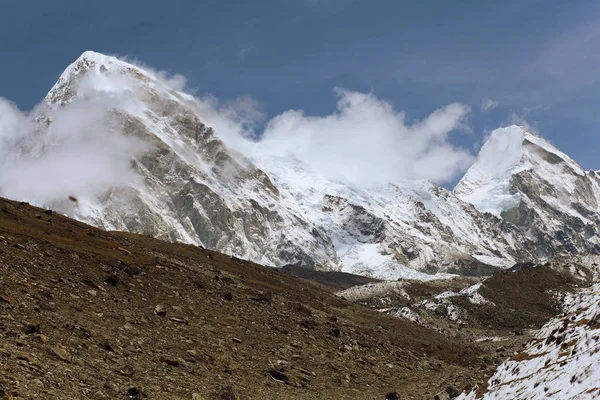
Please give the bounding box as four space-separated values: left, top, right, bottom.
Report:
472 255 512 268
435 282 492 305
336 281 410 303
459 282 600 400
458 282 493 305
379 307 421 323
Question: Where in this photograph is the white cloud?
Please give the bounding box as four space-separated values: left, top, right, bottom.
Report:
97 55 476 187
208 88 475 187
481 98 499 112
503 108 539 134
122 55 189 92
0 93 148 207
0 98 32 159
155 71 188 92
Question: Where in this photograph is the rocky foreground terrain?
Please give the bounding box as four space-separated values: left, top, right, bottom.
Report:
1 196 599 399
0 197 487 400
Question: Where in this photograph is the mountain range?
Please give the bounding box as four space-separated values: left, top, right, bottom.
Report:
7 51 600 279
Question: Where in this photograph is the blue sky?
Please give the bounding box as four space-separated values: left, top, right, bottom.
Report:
2 0 600 186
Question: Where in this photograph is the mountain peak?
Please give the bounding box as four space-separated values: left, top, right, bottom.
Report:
19 52 600 279
453 126 527 216
73 50 116 65
454 125 585 217
45 51 161 106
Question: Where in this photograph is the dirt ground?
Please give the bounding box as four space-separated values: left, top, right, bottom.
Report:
0 197 499 400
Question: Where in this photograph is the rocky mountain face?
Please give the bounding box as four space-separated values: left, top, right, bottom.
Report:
10 51 600 279
455 126 600 261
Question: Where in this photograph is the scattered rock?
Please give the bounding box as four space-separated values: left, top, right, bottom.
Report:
0 294 12 306
339 373 351 387
23 322 40 335
118 247 132 256
0 385 12 400
220 276 236 285
154 304 167 317
268 369 288 383
124 266 141 276
329 327 341 338
99 341 115 352
434 390 450 400
162 358 181 367
187 350 197 358
34 334 48 344
252 291 272 305
103 382 119 393
446 386 459 398
30 379 43 388
104 275 120 286
48 346 70 363
127 387 141 399
43 209 53 215
385 392 400 400
219 386 239 400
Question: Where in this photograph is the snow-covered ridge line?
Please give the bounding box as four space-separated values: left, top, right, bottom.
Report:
15 50 600 279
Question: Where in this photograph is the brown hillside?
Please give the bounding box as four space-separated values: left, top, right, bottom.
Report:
0 197 487 400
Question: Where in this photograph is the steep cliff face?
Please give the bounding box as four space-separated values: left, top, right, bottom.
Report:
10 51 599 279
40 51 338 270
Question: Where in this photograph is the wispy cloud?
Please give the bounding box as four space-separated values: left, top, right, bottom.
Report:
480 98 499 112
538 20 600 89
207 88 474 186
502 108 540 134
239 46 254 63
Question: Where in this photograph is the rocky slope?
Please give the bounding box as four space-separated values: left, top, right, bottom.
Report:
0 196 494 400
457 256 600 399
331 255 600 399
6 51 600 279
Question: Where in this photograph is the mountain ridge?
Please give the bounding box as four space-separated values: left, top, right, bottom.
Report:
4 51 599 278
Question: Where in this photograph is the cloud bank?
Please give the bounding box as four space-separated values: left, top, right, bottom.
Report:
198 88 475 187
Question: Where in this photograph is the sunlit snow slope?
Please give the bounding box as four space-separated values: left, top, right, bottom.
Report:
459 256 600 400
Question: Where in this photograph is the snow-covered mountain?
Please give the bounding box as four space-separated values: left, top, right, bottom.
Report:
456 126 600 260
7 51 600 279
